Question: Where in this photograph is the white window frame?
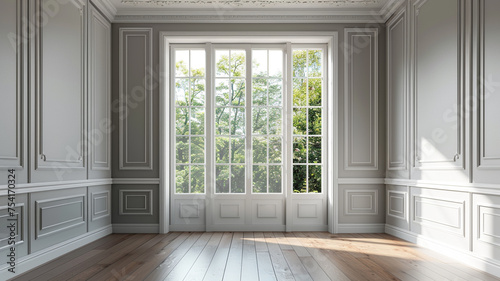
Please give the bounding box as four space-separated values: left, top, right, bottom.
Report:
160 32 338 234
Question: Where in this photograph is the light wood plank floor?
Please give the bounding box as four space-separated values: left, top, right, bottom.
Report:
10 232 500 281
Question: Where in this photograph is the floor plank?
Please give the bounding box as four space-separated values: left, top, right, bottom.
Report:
10 232 500 281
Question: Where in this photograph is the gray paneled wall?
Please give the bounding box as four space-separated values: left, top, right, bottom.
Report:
0 0 112 277
112 23 387 232
386 0 500 276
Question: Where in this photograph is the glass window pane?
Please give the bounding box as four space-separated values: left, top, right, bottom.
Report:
216 165 229 193
175 78 189 106
252 50 267 77
231 108 245 135
253 165 267 193
293 78 307 106
191 78 205 106
191 50 205 77
216 50 230 77
191 108 204 135
269 50 283 78
231 137 245 163
215 79 230 106
176 165 189 193
191 166 205 193
230 79 246 106
215 107 229 135
216 137 229 163
252 108 267 135
176 137 189 164
293 108 307 135
191 137 205 163
268 108 282 135
293 137 307 163
269 137 282 164
308 78 322 106
293 50 307 77
175 50 189 77
253 137 267 164
231 50 246 77
252 78 267 106
175 107 189 135
308 108 322 135
308 50 322 77
308 165 322 193
293 165 307 193
269 165 282 193
308 137 322 164
231 165 245 193
268 79 282 106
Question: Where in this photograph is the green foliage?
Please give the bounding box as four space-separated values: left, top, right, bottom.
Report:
175 49 323 194
292 49 323 193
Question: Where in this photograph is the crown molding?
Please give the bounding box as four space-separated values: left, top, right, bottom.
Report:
379 0 405 22
113 11 385 23
91 0 118 21
105 0 404 23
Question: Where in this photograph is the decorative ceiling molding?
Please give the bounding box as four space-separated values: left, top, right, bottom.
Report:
121 0 380 8
103 0 404 23
113 12 385 23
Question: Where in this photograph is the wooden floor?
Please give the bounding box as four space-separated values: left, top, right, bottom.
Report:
10 232 500 281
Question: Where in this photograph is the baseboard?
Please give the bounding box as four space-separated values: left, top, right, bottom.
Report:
337 223 385 233
112 223 160 233
0 225 112 280
385 224 500 278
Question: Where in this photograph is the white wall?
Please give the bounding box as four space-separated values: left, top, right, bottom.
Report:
385 0 500 277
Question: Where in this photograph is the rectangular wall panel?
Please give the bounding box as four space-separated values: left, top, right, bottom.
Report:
118 28 153 171
31 0 87 182
112 185 159 224
344 28 379 171
89 4 111 178
386 185 409 230
0 0 24 169
387 9 408 173
0 0 28 184
0 194 28 265
473 194 500 261
475 0 500 183
413 0 465 170
88 185 111 232
410 187 469 250
31 188 87 253
338 184 385 224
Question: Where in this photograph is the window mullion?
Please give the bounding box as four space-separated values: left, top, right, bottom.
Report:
206 43 213 197
245 46 252 195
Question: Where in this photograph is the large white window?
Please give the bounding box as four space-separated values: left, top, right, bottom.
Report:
172 44 325 195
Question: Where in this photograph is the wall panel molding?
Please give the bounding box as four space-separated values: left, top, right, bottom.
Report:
91 190 111 221
34 0 87 171
118 27 154 171
344 28 379 171
412 0 466 170
477 0 500 170
89 6 112 173
345 190 378 215
386 7 408 171
119 189 153 215
387 190 406 219
0 0 26 170
35 195 86 239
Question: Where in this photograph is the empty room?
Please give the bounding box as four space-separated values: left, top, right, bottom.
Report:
1 0 500 280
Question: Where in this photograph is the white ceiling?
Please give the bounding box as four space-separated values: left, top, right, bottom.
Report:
97 0 403 23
